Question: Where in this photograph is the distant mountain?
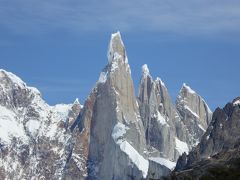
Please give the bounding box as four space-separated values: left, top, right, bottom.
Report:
0 69 84 179
0 32 217 179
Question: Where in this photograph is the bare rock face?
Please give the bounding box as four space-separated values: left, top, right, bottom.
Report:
175 97 240 172
78 32 148 179
176 83 212 147
0 69 83 179
138 65 188 162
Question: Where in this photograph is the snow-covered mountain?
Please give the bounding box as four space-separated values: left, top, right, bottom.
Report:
0 32 214 179
0 69 84 179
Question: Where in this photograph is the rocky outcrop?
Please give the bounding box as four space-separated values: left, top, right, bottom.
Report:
169 146 240 180
175 97 240 173
176 83 212 147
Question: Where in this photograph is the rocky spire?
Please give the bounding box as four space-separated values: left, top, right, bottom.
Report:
176 83 212 147
138 65 189 162
138 64 152 106
142 64 150 76
79 32 148 179
107 31 127 64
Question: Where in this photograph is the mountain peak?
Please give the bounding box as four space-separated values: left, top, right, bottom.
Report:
74 98 80 104
0 69 26 88
233 97 240 106
107 31 127 64
181 83 196 94
142 64 150 76
155 77 166 88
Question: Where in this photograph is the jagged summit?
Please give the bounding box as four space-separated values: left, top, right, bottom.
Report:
107 31 127 64
181 83 196 94
0 69 41 95
0 69 26 88
74 98 80 104
176 82 212 147
98 32 131 84
233 97 240 106
155 77 166 87
142 64 150 76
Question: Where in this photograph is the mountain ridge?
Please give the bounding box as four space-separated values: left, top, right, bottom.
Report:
0 32 224 180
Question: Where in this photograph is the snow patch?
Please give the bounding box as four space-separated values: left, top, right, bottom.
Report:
74 98 80 104
52 104 71 121
198 124 206 132
112 123 149 178
72 153 87 173
175 137 189 155
184 105 199 118
142 64 149 75
220 123 223 129
233 99 240 106
26 120 40 136
156 77 166 87
98 71 108 83
206 135 210 140
182 83 196 94
156 111 169 126
119 141 149 178
112 122 129 142
0 106 27 143
149 157 176 170
111 54 121 72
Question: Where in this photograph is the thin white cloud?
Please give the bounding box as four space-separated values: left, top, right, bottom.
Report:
0 0 240 36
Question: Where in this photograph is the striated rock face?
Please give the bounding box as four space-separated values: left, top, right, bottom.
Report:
78 32 148 179
175 97 240 172
176 83 212 147
138 65 188 162
0 69 83 179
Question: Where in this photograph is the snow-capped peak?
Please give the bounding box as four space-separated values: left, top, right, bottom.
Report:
182 83 196 94
0 69 26 88
74 98 80 104
155 77 166 88
142 64 150 76
233 97 240 106
0 69 43 103
107 31 127 64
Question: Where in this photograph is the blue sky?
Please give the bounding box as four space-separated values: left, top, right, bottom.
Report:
0 0 240 110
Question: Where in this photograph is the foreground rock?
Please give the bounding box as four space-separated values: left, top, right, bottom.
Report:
171 97 240 179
